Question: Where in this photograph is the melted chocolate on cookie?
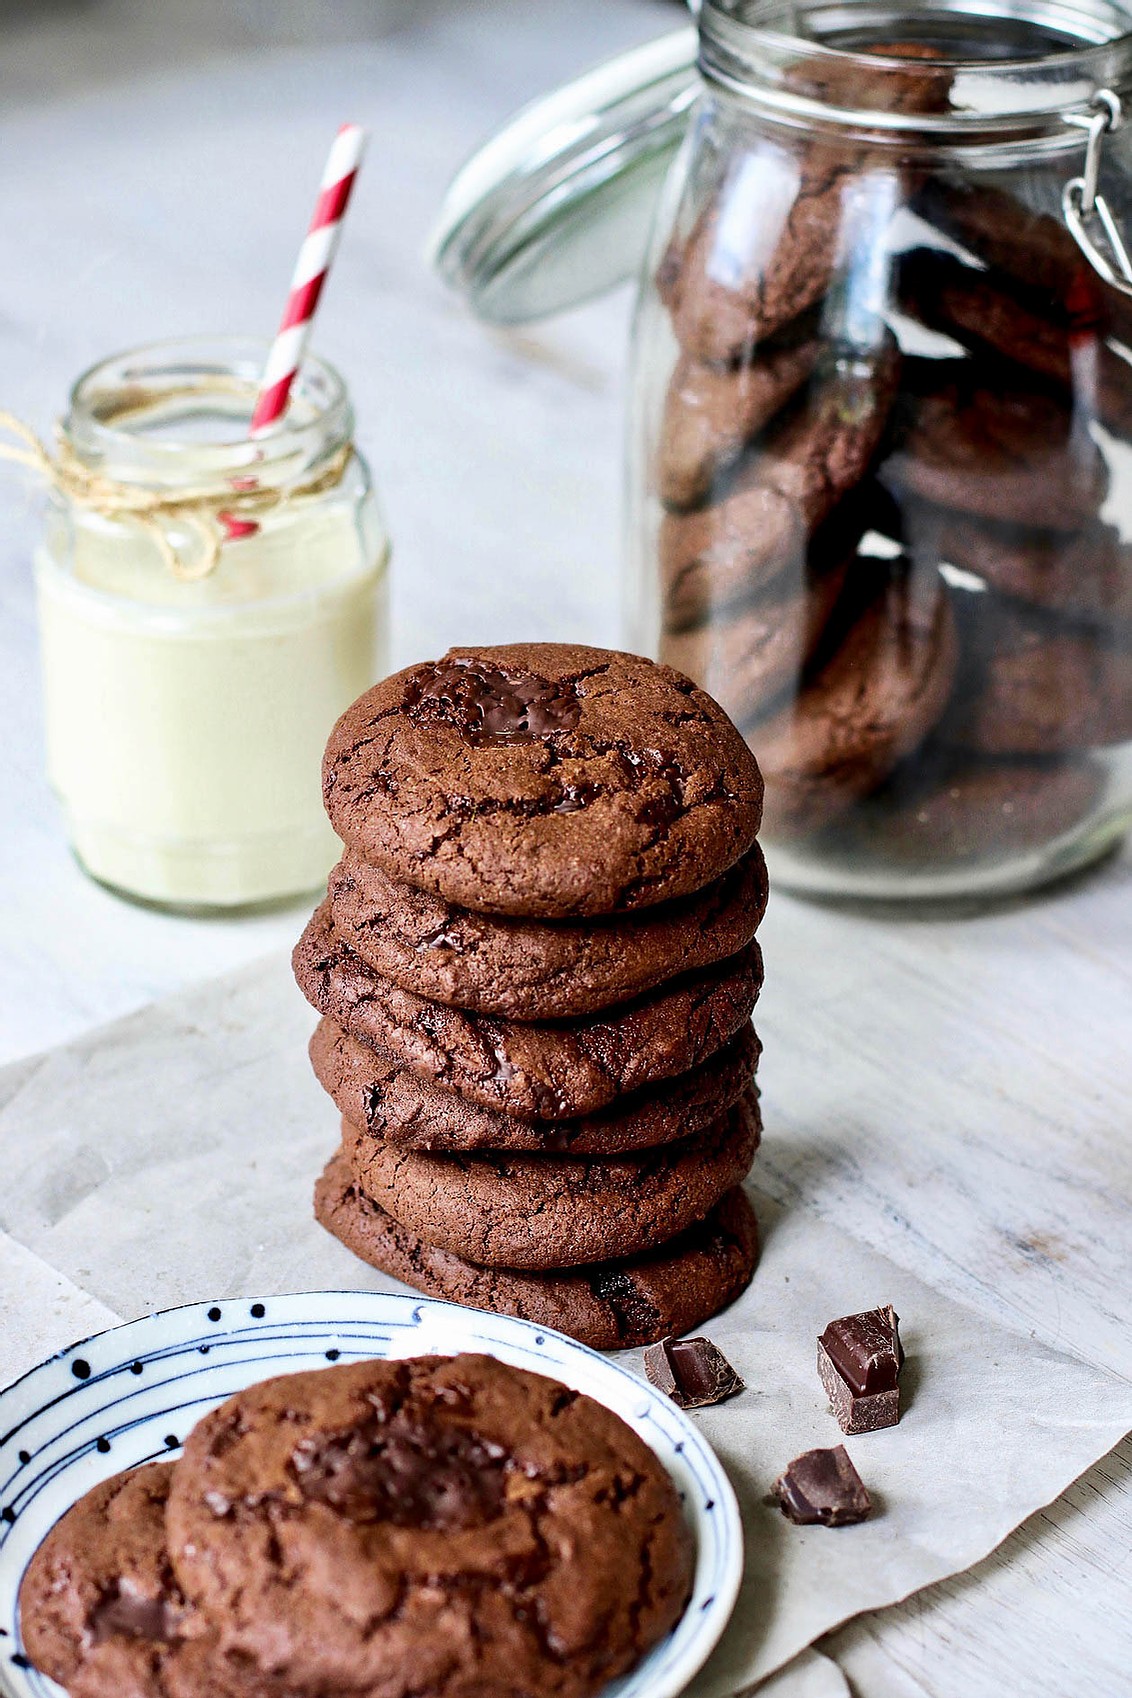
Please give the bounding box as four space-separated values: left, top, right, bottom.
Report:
292 1410 507 1529
405 658 582 744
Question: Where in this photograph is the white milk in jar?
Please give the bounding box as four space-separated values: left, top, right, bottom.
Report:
35 338 389 908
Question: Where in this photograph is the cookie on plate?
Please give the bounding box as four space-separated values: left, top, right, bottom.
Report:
322 643 763 919
327 842 768 1021
166 1354 695 1698
341 1089 761 1269
17 1463 264 1698
310 1017 761 1155
294 901 763 1120
317 1152 760 1350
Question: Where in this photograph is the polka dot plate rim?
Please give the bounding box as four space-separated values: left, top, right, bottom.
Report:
0 1289 743 1698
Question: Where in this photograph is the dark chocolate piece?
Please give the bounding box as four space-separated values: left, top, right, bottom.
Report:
772 1445 873 1526
404 657 582 743
817 1304 903 1434
643 1335 745 1408
90 1581 180 1645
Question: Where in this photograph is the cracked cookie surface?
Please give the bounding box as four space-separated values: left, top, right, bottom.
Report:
294 901 763 1119
322 643 764 918
327 843 767 1020
340 1090 760 1269
311 1017 760 1155
316 1154 760 1350
166 1354 694 1698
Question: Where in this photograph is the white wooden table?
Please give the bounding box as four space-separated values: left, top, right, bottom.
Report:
0 4 1128 1694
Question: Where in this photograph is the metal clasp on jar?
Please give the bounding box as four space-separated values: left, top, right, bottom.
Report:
1063 89 1132 296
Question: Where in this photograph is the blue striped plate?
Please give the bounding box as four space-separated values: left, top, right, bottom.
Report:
0 1292 742 1698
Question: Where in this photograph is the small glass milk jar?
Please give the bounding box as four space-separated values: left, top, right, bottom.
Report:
33 337 389 910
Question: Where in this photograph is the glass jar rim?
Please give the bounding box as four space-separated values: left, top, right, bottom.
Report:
698 0 1132 136
63 335 353 491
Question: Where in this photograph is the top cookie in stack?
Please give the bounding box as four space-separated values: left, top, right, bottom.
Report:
295 642 768 1350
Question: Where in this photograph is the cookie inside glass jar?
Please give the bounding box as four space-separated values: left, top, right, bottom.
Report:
630 0 1132 901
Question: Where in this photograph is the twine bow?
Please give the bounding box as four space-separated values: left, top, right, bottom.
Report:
0 406 353 582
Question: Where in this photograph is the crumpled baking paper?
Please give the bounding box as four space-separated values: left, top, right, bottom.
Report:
1 955 1128 1690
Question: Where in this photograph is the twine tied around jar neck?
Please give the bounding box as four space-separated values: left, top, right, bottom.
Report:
0 402 354 582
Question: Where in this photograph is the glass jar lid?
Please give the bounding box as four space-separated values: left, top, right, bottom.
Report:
432 0 1132 326
427 26 698 324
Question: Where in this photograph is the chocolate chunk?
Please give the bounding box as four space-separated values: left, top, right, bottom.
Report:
291 1411 508 1529
403 657 582 743
772 1445 873 1526
817 1304 903 1434
90 1581 181 1646
642 1335 744 1408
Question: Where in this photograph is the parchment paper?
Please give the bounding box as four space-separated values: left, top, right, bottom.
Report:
1 955 1129 1689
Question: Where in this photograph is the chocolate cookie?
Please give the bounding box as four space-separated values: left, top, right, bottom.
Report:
669 141 858 364
294 902 763 1120
750 566 959 837
659 328 820 511
660 344 900 630
310 1018 761 1155
924 508 1132 631
944 592 1132 755
666 50 945 363
661 553 850 727
897 247 1132 435
166 1354 694 1698
17 1464 264 1698
328 843 768 1021
316 1152 759 1350
341 1090 760 1269
884 369 1109 532
824 751 1105 864
323 644 764 919
912 176 1132 343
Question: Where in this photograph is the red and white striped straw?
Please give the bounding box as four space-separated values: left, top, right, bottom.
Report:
249 122 368 438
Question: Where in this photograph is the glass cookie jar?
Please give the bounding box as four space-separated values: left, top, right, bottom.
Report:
435 0 1132 902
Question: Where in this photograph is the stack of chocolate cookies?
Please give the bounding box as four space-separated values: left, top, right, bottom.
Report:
294 642 768 1350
